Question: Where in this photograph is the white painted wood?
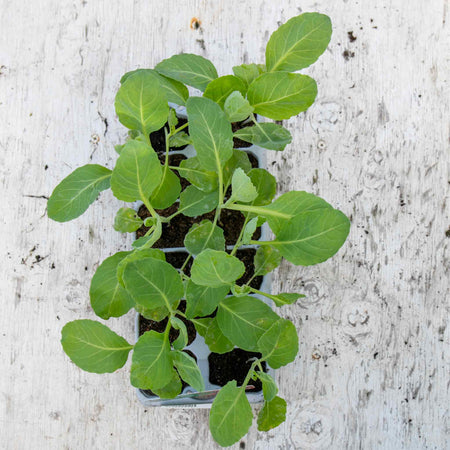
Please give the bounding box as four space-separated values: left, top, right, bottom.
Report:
1 0 448 448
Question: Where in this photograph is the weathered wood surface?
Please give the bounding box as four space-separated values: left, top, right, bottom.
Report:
1 0 449 448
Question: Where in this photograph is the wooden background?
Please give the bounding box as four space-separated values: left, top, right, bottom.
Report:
1 0 449 448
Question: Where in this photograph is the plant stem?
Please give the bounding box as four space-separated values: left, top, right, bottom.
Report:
241 359 261 390
225 203 290 219
230 213 250 256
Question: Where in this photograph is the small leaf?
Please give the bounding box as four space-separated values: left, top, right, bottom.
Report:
144 217 156 227
185 281 229 319
178 186 219 217
204 75 246 108
191 250 245 287
242 217 258 245
209 381 253 447
131 331 172 390
247 168 277 206
172 350 205 392
48 165 111 222
132 234 155 249
247 72 317 120
135 303 171 322
90 251 134 319
234 123 292 151
150 168 181 209
195 318 234 354
168 109 178 131
169 132 193 148
176 157 218 192
184 220 225 255
152 369 182 399
224 91 254 122
61 320 132 373
260 291 305 307
114 207 144 233
170 317 188 350
231 168 258 202
231 284 251 297
232 63 266 89
257 372 278 402
117 248 165 286
257 396 287 432
155 53 218 91
254 246 282 276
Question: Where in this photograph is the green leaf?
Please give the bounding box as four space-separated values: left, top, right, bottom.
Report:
217 296 280 351
115 70 169 135
61 320 132 373
178 185 219 217
231 168 258 202
186 96 234 171
110 140 162 202
232 63 266 89
246 168 277 206
48 165 111 222
155 53 218 91
115 144 125 155
242 217 258 245
172 350 205 392
136 303 171 322
254 246 282 276
170 317 188 350
184 220 225 255
247 72 317 120
203 75 246 108
122 258 184 310
258 319 298 369
270 208 351 265
234 123 292 151
209 381 253 447
89 252 134 319
266 13 332 72
117 248 165 286
257 396 287 432
114 207 144 233
176 157 218 192
169 132 193 148
224 91 254 122
168 109 178 131
131 331 172 390
231 284 251 297
185 281 229 319
191 250 245 287
194 318 234 354
222 150 252 185
132 233 155 249
257 372 278 402
259 291 305 307
150 168 181 209
152 369 182 399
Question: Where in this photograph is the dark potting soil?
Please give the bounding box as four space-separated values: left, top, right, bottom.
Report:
150 117 189 153
232 120 255 149
234 248 263 290
208 349 266 392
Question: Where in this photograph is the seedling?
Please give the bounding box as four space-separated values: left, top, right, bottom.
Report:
48 13 350 447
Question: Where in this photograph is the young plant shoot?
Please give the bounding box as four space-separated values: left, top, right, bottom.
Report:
48 12 350 447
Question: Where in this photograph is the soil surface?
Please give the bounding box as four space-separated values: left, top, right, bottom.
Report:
150 117 189 153
232 120 255 149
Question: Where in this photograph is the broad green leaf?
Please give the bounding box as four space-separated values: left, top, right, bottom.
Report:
170 317 188 350
90 252 134 319
210 381 253 447
247 168 277 206
61 320 132 373
247 72 317 120
152 369 182 399
257 396 287 432
194 318 234 354
114 207 144 233
155 53 218 91
257 372 278 402
217 296 280 351
48 165 111 222
234 123 292 151
122 258 184 310
222 150 252 185
184 220 225 255
266 13 332 72
169 132 193 148
172 350 205 392
191 250 245 287
177 157 218 192
186 97 234 171
254 246 282 276
178 186 219 217
242 217 258 245
232 63 266 89
115 70 169 135
231 168 258 202
136 303 172 322
204 75 246 108
258 291 305 307
110 140 162 202
185 281 229 319
258 319 298 369
131 331 172 390
115 144 124 155
150 168 181 209
224 91 254 122
270 208 350 265
117 249 165 286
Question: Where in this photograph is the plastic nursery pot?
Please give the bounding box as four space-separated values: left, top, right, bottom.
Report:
134 108 275 408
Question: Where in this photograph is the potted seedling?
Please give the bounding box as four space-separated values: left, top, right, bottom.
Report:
48 12 350 447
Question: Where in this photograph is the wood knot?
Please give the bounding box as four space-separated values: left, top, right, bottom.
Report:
190 17 201 30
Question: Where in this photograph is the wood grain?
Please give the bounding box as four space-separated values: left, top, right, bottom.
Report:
1 0 448 448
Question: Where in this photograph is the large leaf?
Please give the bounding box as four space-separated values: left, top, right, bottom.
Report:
203 75 246 108
178 185 219 217
217 296 280 351
232 63 265 89
130 331 172 390
90 252 134 319
48 165 111 222
172 350 205 392
254 246 282 276
186 97 234 171
184 220 225 255
224 91 254 122
185 281 229 319
247 168 277 206
266 13 332 72
194 318 234 354
257 396 287 432
61 320 132 373
209 381 253 447
149 167 181 209
270 208 350 265
155 53 218 91
247 72 317 120
122 258 184 310
234 123 292 151
114 207 144 233
231 168 258 202
110 140 162 202
176 157 218 192
115 70 169 135
191 250 245 287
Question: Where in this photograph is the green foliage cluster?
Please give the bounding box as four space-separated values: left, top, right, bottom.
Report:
48 13 349 447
